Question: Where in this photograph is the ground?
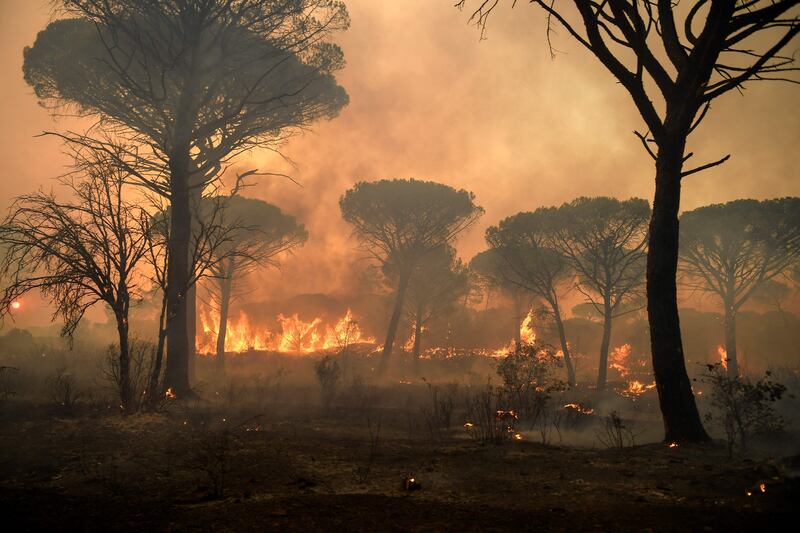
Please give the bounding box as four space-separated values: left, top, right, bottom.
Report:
1 395 797 532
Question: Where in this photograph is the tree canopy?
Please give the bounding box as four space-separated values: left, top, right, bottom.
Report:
486 209 576 385
680 197 800 375
340 178 483 372
551 197 649 390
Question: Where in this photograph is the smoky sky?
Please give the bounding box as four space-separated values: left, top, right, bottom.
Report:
1 1 798 325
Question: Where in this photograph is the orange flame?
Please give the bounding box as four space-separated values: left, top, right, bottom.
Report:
609 343 632 377
717 345 728 370
197 307 374 355
520 309 536 345
621 380 656 397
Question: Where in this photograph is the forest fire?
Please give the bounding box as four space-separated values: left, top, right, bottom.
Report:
197 308 374 354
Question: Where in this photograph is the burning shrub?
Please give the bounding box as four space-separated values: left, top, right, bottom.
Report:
496 342 565 427
701 364 786 456
463 383 521 445
314 355 342 410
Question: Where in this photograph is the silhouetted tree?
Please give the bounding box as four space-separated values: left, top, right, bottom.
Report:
200 195 307 372
469 249 532 349
551 197 648 391
23 0 349 396
680 198 800 376
143 189 259 402
0 154 151 411
340 179 483 373
458 0 800 442
486 209 577 386
387 245 471 367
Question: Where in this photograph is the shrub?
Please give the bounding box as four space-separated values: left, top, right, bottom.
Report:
701 364 786 456
496 342 565 427
314 355 341 410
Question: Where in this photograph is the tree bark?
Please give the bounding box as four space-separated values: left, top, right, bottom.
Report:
163 149 192 397
215 259 234 375
186 185 203 383
115 304 131 412
596 297 613 391
723 302 739 377
378 271 410 375
648 138 709 442
551 296 575 387
147 290 168 408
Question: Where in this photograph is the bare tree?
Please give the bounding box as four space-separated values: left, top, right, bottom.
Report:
340 179 483 374
144 190 267 396
456 0 799 441
486 209 577 386
23 0 349 396
680 198 800 376
0 153 151 411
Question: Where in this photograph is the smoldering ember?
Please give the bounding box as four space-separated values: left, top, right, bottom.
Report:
0 1 798 532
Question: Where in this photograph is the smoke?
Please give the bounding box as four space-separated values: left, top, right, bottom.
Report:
0 0 798 322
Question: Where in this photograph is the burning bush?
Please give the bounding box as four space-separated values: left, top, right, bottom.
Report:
496 342 566 427
462 384 521 445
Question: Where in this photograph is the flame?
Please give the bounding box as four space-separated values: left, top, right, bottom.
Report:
403 321 428 352
621 380 657 397
165 387 176 400
563 403 594 415
668 442 679 448
490 309 538 357
196 307 374 355
609 343 632 377
717 345 728 370
520 309 536 344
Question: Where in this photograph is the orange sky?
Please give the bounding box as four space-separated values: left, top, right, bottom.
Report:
1 1 798 327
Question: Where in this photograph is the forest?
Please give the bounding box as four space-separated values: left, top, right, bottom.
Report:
0 1 798 531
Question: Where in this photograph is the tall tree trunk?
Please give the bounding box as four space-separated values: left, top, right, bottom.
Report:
648 138 709 442
215 260 234 375
723 302 739 377
186 185 203 383
379 272 410 375
115 306 131 412
550 296 575 387
412 304 423 373
147 289 168 408
512 292 522 351
596 297 613 391
163 149 192 396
